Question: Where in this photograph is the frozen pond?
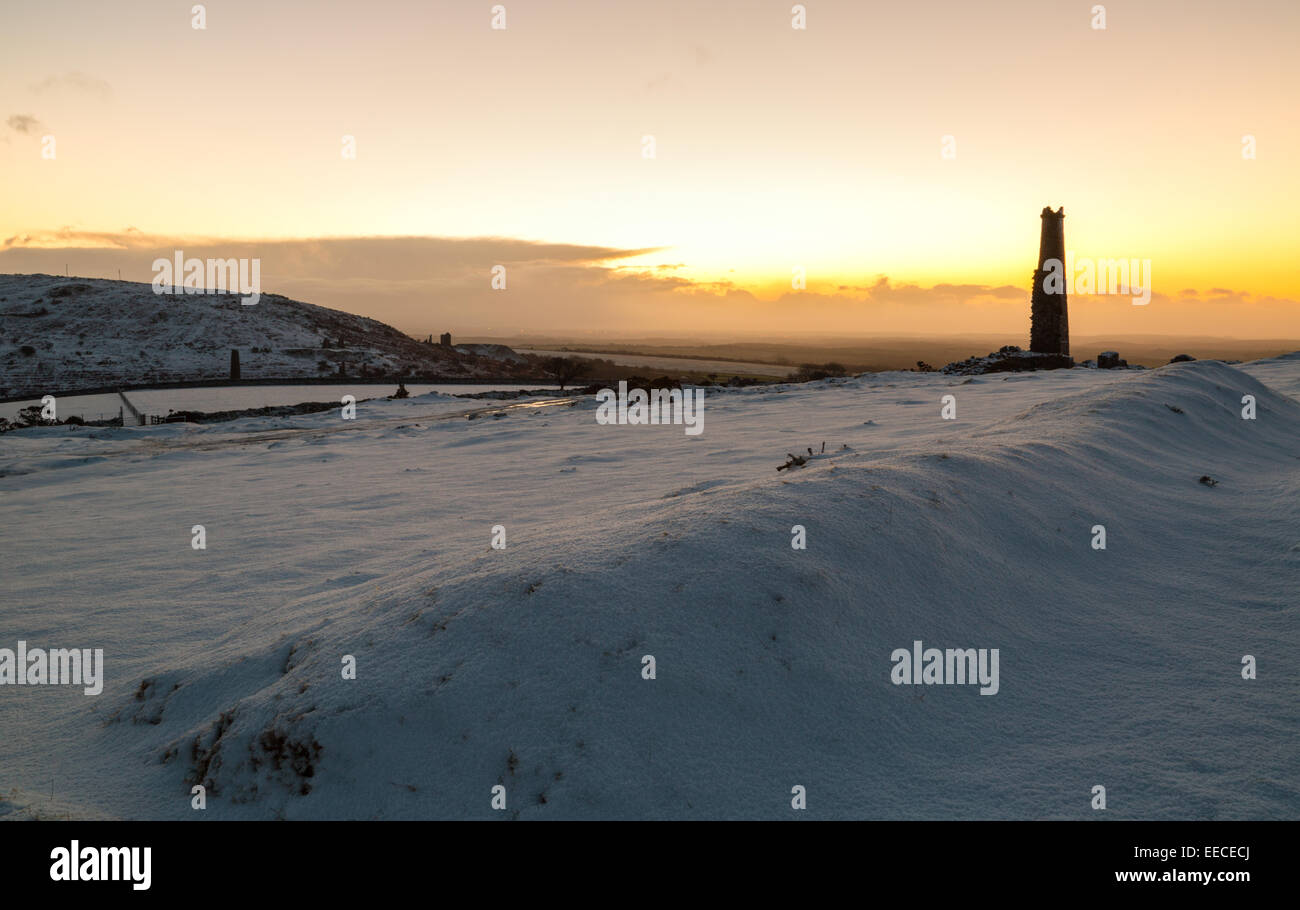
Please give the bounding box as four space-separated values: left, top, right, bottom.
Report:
1 383 562 423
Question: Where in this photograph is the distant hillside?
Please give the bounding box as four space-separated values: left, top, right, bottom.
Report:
493 335 1300 372
0 274 531 398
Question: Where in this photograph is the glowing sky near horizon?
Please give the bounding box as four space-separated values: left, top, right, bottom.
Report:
1 0 1297 336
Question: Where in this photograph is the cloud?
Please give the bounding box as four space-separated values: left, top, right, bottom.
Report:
30 72 112 99
0 231 678 333
6 114 44 135
0 230 1295 339
0 229 659 264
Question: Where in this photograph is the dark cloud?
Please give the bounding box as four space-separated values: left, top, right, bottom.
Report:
6 114 44 135
0 231 673 335
0 230 660 268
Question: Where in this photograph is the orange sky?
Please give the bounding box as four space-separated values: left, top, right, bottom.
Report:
1 0 1297 338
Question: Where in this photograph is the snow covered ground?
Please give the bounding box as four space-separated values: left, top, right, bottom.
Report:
0 384 563 423
1 356 1296 819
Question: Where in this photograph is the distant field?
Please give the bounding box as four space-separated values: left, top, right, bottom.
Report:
504 336 1300 372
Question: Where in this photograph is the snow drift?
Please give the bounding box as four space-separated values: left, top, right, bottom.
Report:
0 359 1296 819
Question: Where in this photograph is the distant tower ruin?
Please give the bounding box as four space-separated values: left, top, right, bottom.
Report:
1030 207 1069 355
230 348 241 380
439 332 452 347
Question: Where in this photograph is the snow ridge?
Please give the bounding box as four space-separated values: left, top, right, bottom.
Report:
21 360 1282 819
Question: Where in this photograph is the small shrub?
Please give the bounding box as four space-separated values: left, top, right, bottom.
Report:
793 362 848 382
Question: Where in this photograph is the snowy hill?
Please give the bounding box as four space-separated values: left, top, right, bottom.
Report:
0 357 1296 819
453 343 528 364
0 273 528 398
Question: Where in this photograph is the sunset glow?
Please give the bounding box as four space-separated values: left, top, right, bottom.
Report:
2 0 1297 337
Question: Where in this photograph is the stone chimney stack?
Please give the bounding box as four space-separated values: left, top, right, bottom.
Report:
1030 207 1069 355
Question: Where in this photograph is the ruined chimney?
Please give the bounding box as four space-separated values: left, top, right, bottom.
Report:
1030 207 1069 356
230 348 241 380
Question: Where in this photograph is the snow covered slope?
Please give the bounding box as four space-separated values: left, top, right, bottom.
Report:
0 359 1296 819
0 273 526 398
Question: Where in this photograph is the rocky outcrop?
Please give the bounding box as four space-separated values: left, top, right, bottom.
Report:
942 345 1074 375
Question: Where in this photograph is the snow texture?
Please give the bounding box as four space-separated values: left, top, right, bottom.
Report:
0 357 1297 819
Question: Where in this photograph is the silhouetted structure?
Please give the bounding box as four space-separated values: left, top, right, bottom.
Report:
440 332 452 347
1030 207 1069 355
230 348 241 380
